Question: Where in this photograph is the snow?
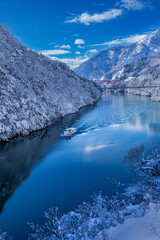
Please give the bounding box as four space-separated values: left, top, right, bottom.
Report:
26 145 160 239
0 143 160 239
75 46 126 80
1 23 160 239
75 28 160 80
109 203 160 240
0 231 12 240
0 24 101 141
75 27 160 102
112 53 160 101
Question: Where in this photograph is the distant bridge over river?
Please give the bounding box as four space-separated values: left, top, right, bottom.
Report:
93 80 160 94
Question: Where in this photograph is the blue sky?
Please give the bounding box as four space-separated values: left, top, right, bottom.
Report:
0 0 160 68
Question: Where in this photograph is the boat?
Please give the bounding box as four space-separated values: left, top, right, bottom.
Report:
61 128 77 137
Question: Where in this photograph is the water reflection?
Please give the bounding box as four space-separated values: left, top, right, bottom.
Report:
1 93 160 239
0 94 159 213
125 111 160 134
0 103 97 213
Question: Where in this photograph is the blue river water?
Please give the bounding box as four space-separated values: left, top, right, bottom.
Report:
1 93 160 239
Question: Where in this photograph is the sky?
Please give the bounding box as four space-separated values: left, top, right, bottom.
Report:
0 0 160 69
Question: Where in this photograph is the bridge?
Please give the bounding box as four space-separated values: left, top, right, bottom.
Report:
93 80 160 94
93 80 124 84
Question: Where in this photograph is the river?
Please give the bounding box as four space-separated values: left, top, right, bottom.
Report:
0 93 160 239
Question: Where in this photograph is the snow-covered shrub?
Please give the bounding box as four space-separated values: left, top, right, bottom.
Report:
0 230 12 240
124 146 160 203
28 145 160 240
28 191 148 240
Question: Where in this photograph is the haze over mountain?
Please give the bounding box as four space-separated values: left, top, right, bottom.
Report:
75 28 160 80
0 24 100 141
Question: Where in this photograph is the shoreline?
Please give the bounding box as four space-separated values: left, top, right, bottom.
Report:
0 96 101 144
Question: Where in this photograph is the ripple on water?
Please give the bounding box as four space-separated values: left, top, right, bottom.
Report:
1 93 160 240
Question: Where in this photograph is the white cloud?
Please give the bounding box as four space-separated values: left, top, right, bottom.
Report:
88 49 98 53
78 45 85 49
40 49 71 55
65 0 151 26
92 34 147 47
75 39 85 44
58 45 71 49
65 9 123 25
76 51 81 54
119 0 146 10
51 56 89 69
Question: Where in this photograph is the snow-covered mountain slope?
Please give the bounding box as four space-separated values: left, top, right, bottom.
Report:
75 28 160 80
111 53 160 101
0 24 101 141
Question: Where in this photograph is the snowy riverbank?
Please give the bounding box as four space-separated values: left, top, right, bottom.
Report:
109 203 160 240
26 146 160 240
0 107 160 239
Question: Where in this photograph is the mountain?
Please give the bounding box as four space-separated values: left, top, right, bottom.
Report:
0 24 101 141
75 28 160 80
112 53 160 101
